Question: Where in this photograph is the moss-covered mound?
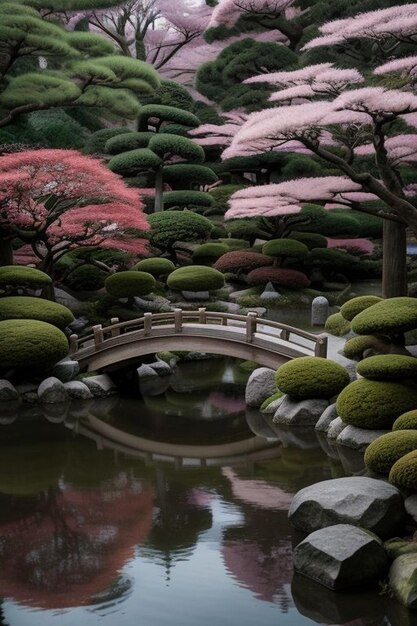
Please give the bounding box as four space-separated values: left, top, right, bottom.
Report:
0 319 68 370
275 357 350 399
351 297 417 335
133 258 175 277
218 238 250 251
247 267 310 289
393 410 417 431
167 266 224 292
148 211 214 252
340 295 384 322
289 231 328 250
364 431 417 474
336 379 417 429
0 296 74 329
105 271 155 298
260 390 285 411
65 264 107 291
343 335 391 360
357 355 417 381
214 250 273 272
262 238 309 259
325 312 351 337
0 265 52 287
193 243 229 264
389 449 417 490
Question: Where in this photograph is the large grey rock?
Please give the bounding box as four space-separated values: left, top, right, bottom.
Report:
63 381 93 400
83 374 117 398
68 316 89 333
54 288 84 312
389 554 417 609
148 360 173 376
42 401 69 423
260 282 281 302
327 416 347 440
273 396 329 426
315 403 338 433
405 495 417 524
52 356 80 382
336 425 389 450
311 296 329 327
0 380 18 402
294 524 387 590
181 290 210 301
38 377 68 404
289 476 405 538
137 364 158 380
261 395 285 415
134 295 172 313
245 367 277 408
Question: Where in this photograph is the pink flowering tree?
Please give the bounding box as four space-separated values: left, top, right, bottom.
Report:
0 149 149 273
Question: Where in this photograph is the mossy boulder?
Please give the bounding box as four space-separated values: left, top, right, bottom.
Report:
389 450 417 490
167 266 225 292
336 379 417 429
351 297 417 336
343 335 391 360
325 312 351 337
133 258 175 277
393 410 417 431
105 271 155 298
357 355 417 381
0 296 74 329
260 390 285 411
275 357 350 399
340 295 384 322
364 431 417 474
0 319 69 370
0 265 52 288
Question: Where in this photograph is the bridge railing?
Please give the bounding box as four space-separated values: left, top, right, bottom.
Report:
70 308 327 358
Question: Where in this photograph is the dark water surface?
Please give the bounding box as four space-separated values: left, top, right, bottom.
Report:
0 358 415 626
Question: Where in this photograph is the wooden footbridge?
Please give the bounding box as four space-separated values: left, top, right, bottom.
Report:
69 308 328 371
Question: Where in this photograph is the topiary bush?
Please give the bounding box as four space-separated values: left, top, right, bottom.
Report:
247 267 310 289
343 335 391 360
357 355 417 381
214 250 273 273
0 319 69 370
340 295 384 322
104 131 154 154
217 238 250 251
289 231 328 250
167 266 225 292
262 238 309 261
105 271 155 299
65 264 107 291
310 248 359 270
84 127 131 154
351 297 417 336
336 379 417 429
0 296 74 329
133 257 175 277
389 449 417 490
0 265 52 289
193 243 229 265
364 431 417 474
393 410 417 430
325 312 351 337
275 357 350 399
148 211 214 254
163 191 214 209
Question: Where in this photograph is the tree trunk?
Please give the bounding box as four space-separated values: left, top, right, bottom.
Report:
382 220 408 297
0 238 13 266
154 168 164 213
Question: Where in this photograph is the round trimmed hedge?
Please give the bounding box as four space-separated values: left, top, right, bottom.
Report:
336 379 417 429
389 449 417 490
105 271 155 298
148 211 214 252
343 335 391 360
65 264 107 291
105 131 154 154
167 266 224 292
247 267 310 289
0 319 69 370
275 357 350 399
213 250 272 272
393 410 417 430
351 297 417 336
340 295 384 322
289 231 328 250
364 431 417 474
0 265 52 287
0 296 74 329
193 243 229 264
357 355 417 381
218 238 250 251
262 238 309 259
324 312 351 337
133 258 175 277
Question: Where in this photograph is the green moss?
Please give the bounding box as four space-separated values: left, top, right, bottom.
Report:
343 335 391 360
336 379 417 429
262 238 309 259
357 355 417 381
325 312 351 337
340 295 384 321
0 319 68 370
167 266 224 292
389 449 417 490
105 271 155 298
0 296 74 329
275 356 350 399
351 297 417 336
0 265 52 287
65 264 107 290
239 360 260 372
364 431 417 474
193 243 229 264
289 231 328 250
393 410 417 431
217 238 250 251
133 258 175 277
260 390 284 411
384 539 417 561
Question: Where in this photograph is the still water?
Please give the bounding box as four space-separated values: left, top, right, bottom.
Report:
0 358 414 626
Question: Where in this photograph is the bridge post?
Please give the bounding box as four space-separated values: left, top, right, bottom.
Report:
198 307 206 323
246 311 258 343
280 328 290 341
110 317 120 338
69 334 78 355
93 324 104 347
315 334 328 358
174 308 183 333
144 312 152 336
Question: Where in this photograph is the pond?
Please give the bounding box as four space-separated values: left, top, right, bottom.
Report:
0 357 415 626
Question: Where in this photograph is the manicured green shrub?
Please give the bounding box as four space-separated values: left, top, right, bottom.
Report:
224 218 266 241
65 264 107 290
108 148 162 173
262 238 309 260
289 231 328 250
357 355 417 381
364 431 417 474
84 127 130 154
260 390 285 411
163 164 218 185
0 296 74 329
247 267 310 289
343 335 391 360
214 250 273 273
133 258 175 277
209 184 246 214
218 238 250 250
0 265 52 288
310 247 359 269
0 319 68 370
340 295 384 322
324 312 351 337
275 356 350 399
193 243 229 264
336 379 417 429
148 211 214 253
148 133 205 162
104 131 153 154
105 271 155 298
393 410 417 430
167 266 224 292
389 449 417 490
351 297 417 336
163 191 214 209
